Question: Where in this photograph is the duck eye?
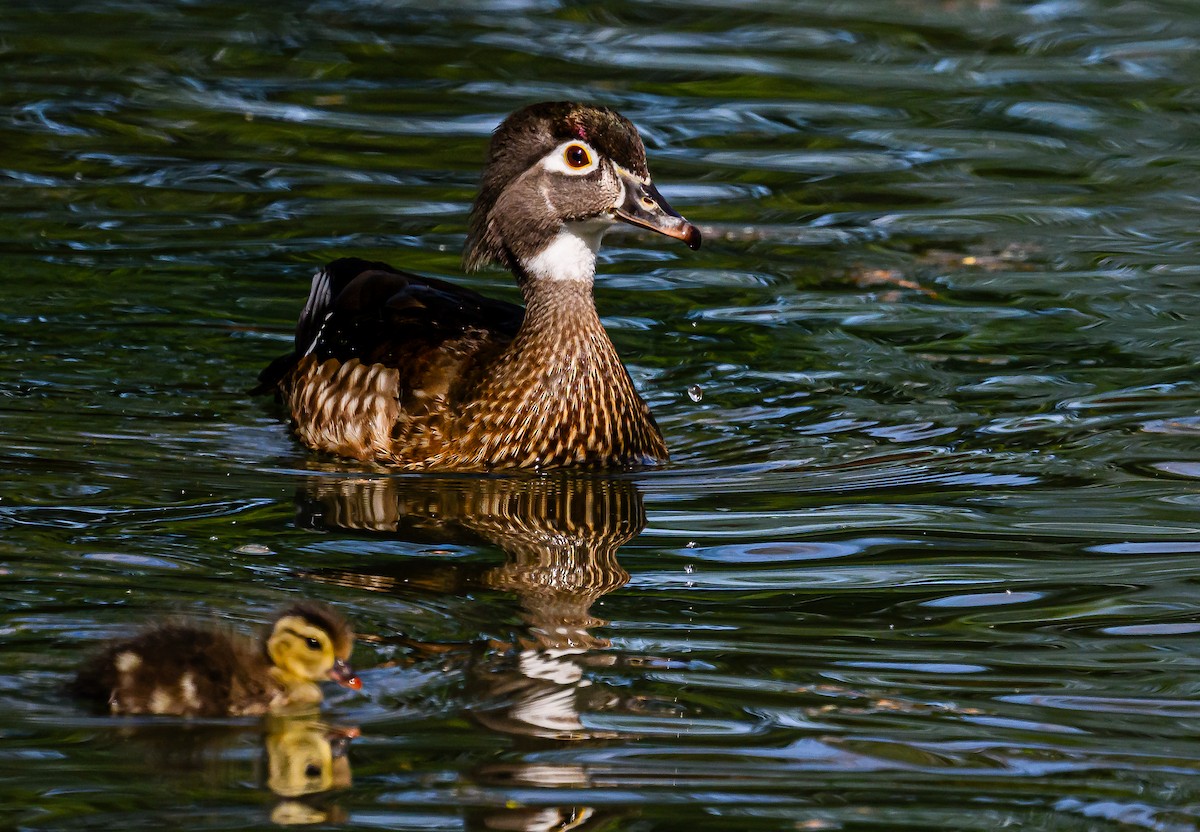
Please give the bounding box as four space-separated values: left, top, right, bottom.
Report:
304 637 320 651
564 144 590 169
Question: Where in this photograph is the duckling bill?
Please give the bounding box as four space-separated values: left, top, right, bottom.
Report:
257 101 701 471
72 602 361 717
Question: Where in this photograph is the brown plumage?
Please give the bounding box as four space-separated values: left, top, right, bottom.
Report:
72 602 361 717
257 101 701 471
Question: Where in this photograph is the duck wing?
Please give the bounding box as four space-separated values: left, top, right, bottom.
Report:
256 257 524 393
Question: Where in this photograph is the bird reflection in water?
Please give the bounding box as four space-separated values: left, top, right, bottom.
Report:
296 472 654 830
77 716 357 826
265 717 356 825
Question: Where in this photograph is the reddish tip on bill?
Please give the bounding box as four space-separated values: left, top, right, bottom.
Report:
329 658 362 690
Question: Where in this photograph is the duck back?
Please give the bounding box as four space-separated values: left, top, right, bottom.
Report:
73 625 272 717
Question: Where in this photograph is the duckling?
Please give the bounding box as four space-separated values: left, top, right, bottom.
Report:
72 602 361 717
256 101 701 471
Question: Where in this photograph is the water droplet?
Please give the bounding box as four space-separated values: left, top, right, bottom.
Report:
687 384 703 402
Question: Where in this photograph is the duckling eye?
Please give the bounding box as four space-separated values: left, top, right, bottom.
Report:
304 637 320 651
305 763 321 778
564 144 590 169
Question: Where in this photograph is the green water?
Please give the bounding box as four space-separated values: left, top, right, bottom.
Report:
5 0 1200 829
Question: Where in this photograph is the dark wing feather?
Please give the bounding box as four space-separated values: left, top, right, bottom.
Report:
294 264 335 354
256 257 524 393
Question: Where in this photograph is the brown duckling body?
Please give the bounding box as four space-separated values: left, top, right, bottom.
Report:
73 602 361 717
257 101 701 471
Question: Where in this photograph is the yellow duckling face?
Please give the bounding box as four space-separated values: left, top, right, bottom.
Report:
266 604 361 691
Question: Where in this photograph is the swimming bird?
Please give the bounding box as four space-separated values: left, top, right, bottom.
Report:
257 101 701 471
72 602 361 717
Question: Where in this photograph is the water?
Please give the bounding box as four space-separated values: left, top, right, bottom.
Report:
4 0 1200 828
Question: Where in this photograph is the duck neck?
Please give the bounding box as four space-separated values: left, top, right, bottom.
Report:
463 224 666 467
516 220 606 288
511 221 612 356
513 225 621 352
519 278 604 342
268 666 323 709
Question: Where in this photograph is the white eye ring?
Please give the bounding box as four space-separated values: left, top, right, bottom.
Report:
542 140 599 176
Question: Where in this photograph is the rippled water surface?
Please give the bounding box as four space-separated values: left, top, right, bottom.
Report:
5 0 1200 829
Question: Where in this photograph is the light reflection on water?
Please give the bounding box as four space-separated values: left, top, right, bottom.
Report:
4 0 1200 829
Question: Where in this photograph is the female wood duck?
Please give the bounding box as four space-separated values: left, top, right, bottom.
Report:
72 602 361 717
257 101 701 471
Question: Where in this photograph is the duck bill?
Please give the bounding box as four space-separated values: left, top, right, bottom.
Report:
612 167 701 250
329 658 362 690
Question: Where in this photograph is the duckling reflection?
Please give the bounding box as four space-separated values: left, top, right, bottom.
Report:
296 473 645 737
55 717 357 826
264 717 355 825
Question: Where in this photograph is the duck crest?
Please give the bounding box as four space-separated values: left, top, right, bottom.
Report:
260 101 699 472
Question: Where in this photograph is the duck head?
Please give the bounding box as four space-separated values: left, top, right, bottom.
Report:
464 101 700 285
266 602 361 691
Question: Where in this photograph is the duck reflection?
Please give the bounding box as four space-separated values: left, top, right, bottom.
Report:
83 716 356 825
296 472 650 830
264 717 355 825
297 472 642 718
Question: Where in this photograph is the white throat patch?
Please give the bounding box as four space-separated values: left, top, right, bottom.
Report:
522 219 611 283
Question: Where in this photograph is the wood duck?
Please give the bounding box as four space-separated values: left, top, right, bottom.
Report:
72 602 361 717
257 101 701 471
